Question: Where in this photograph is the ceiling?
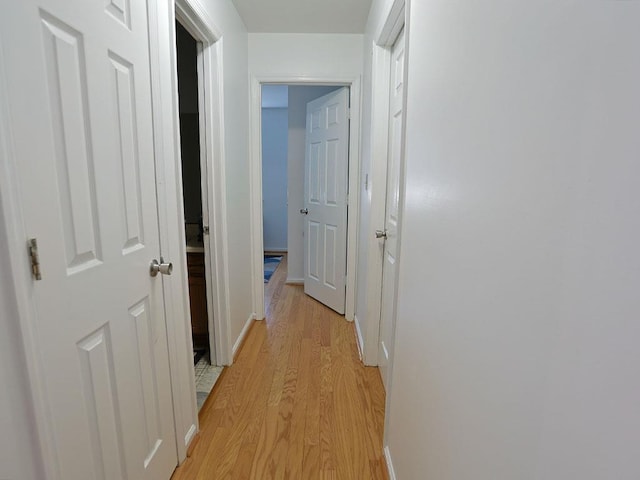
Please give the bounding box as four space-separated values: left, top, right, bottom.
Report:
231 0 373 34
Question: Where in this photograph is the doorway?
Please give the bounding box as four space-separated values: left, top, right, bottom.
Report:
260 85 288 291
259 84 349 314
175 21 222 411
251 76 360 321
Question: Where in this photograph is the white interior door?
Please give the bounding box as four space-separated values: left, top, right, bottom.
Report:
379 29 406 390
303 87 350 314
1 1 177 479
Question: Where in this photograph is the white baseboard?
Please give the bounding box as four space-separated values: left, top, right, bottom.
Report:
184 424 198 449
232 313 255 360
353 314 364 361
285 277 304 285
384 445 397 480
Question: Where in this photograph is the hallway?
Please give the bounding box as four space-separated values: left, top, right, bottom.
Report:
171 255 388 479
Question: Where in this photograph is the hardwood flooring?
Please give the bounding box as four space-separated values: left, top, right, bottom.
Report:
171 254 388 479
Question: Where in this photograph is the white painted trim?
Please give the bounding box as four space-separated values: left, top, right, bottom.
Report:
175 0 232 369
184 423 197 450
353 314 365 361
149 0 233 463
264 247 288 253
285 278 304 285
376 0 405 47
195 40 218 363
362 0 407 367
345 78 362 323
249 76 265 321
0 39 56 480
384 445 397 480
249 75 362 323
175 0 222 41
233 314 256 359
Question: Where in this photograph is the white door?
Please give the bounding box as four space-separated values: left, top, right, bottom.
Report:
303 88 350 314
0 1 177 479
379 29 406 389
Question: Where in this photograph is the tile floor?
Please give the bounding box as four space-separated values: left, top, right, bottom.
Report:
194 355 223 411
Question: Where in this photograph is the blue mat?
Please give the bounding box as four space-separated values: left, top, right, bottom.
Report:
264 256 282 283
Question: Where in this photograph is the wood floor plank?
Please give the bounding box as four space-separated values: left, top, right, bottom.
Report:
171 254 388 480
284 337 311 479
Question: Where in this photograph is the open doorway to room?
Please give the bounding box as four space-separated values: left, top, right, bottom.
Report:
175 21 222 411
260 84 348 314
260 85 289 287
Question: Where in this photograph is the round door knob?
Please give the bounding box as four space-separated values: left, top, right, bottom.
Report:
375 229 387 239
300 208 309 215
150 258 173 277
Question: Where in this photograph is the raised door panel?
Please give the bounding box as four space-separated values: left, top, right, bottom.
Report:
105 0 130 28
109 52 145 255
41 13 103 275
77 327 126 480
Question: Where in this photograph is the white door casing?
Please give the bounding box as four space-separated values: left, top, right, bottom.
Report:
174 2 232 369
303 87 350 314
0 1 177 478
379 29 406 389
195 42 219 366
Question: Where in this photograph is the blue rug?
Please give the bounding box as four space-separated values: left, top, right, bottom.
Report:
264 256 282 283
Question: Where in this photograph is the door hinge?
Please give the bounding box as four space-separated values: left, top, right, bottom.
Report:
203 225 210 235
346 193 349 206
28 238 42 281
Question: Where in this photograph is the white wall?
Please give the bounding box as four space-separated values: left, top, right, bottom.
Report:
286 86 341 282
386 1 640 479
261 107 288 251
248 33 363 78
195 0 252 343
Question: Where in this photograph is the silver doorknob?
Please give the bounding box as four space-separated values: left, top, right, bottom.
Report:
375 229 387 239
150 258 173 277
300 208 308 215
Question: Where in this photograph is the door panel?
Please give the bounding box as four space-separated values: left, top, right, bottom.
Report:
303 88 349 314
77 326 127 479
379 29 406 390
1 1 177 478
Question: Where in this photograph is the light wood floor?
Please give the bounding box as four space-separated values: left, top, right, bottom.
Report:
171 254 388 479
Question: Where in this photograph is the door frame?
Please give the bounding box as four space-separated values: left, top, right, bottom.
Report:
249 76 362 322
148 0 233 460
174 2 231 368
358 0 407 367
